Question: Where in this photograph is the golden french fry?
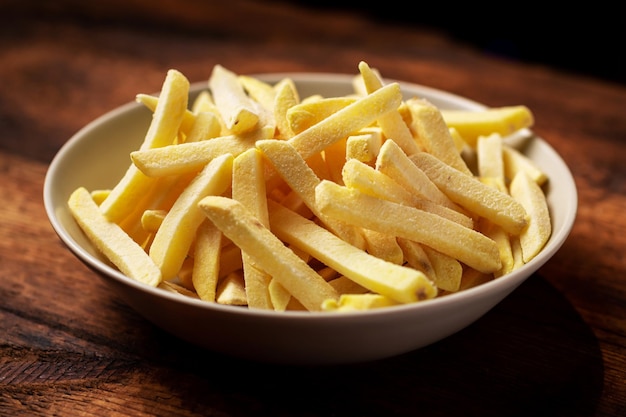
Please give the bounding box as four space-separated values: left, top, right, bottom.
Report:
141 209 166 233
149 153 233 281
100 69 189 223
315 180 501 273
232 148 273 310
327 276 369 295
267 200 438 304
288 82 403 160
345 128 383 165
396 238 436 280
68 187 161 286
410 151 529 235
216 271 248 306
421 246 462 292
273 77 299 139
198 196 339 311
509 171 552 263
405 97 473 175
184 111 222 143
208 64 260 134
358 61 421 156
361 229 404 265
136 92 196 136
440 105 534 148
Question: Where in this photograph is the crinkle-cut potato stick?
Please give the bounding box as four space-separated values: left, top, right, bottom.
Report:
149 153 233 281
315 180 502 274
405 97 473 176
287 82 402 160
440 105 534 148
509 171 552 263
267 200 437 304
68 187 162 287
99 69 189 224
208 64 260 134
130 133 260 177
198 196 339 312
256 139 366 250
410 151 529 236
357 61 421 156
232 148 273 310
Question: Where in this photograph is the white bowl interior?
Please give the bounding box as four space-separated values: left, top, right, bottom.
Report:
43 73 577 364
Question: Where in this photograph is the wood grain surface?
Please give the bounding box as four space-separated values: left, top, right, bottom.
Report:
1 1 625 416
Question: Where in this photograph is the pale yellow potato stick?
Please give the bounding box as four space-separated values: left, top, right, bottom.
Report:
267 200 438 304
149 153 233 281
327 276 369 295
440 105 534 148
361 229 404 265
219 243 243 279
268 279 292 312
256 139 366 250
375 139 462 211
345 130 383 165
448 127 467 152
192 220 222 302
141 209 167 233
90 189 110 205
458 268 493 291
421 246 462 292
509 171 552 263
396 238 436 280
342 158 474 228
198 196 339 311
208 64 260 134
232 148 273 310
131 133 258 177
216 272 248 306
315 180 501 273
273 77 299 139
405 97 473 175
100 69 189 223
68 187 161 287
286 96 357 134
288 82 403 160
322 136 348 185
238 75 277 111
479 218 515 277
136 92 196 136
410 152 529 236
159 280 199 298
503 144 548 186
190 91 228 135
184 111 221 143
477 133 505 184
358 61 421 156
322 293 400 312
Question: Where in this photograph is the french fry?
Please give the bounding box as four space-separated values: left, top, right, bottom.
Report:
208 64 260 134
440 105 534 148
322 293 400 312
232 148 273 309
345 128 383 165
198 196 339 311
130 133 259 177
288 82 403 160
267 200 438 304
68 187 162 287
184 111 222 143
509 171 552 263
421 246 462 292
405 97 473 175
192 220 222 302
358 61 421 156
503 144 548 186
315 180 502 273
135 92 196 137
256 138 366 250
410 151 529 235
149 153 233 281
216 271 248 306
286 96 357 134
273 77 299 139
99 69 189 223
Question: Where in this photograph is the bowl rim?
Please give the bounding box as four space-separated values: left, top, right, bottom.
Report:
43 71 578 321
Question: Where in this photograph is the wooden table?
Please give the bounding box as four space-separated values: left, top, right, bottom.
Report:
2 1 625 416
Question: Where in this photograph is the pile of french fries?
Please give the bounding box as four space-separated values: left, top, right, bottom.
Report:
68 61 551 312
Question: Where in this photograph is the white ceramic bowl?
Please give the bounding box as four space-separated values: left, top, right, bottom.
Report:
43 73 577 364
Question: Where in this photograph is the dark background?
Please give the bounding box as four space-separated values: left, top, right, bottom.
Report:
302 1 626 86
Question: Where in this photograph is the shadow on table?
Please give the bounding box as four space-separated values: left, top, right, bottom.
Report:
141 274 603 417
